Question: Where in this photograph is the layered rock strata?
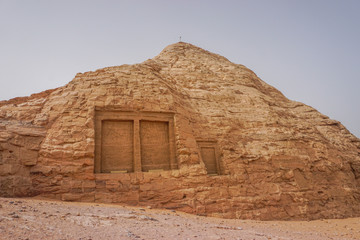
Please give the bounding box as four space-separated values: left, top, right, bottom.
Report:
0 42 359 220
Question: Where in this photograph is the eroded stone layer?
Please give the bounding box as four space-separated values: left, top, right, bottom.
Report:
1 42 360 220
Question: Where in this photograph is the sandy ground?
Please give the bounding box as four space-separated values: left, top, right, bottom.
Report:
0 197 359 240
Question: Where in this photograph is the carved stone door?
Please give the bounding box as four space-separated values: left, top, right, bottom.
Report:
101 120 134 173
140 121 170 171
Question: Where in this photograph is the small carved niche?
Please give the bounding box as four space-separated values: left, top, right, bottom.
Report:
197 141 221 175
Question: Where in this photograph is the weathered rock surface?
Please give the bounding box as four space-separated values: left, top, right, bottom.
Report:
0 42 359 220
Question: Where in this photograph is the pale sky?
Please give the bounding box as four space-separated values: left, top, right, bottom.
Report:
0 0 359 138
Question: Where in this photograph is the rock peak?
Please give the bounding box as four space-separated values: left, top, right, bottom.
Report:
153 42 231 64
159 41 203 53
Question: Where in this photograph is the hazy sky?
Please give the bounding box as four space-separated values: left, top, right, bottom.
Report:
0 0 359 137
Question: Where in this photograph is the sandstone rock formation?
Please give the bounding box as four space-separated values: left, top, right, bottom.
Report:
0 42 359 220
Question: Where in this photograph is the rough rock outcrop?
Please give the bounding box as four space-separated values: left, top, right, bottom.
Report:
0 42 359 220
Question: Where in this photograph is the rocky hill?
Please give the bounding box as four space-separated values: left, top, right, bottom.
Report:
0 42 359 220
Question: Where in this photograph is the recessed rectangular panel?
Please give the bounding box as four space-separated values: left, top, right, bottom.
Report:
101 120 134 173
200 147 217 174
140 121 170 171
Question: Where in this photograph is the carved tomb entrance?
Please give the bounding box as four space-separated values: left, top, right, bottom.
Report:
95 110 177 173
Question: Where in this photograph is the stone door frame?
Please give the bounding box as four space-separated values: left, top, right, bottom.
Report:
94 109 177 173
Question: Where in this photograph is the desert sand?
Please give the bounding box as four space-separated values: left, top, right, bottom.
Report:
0 197 359 240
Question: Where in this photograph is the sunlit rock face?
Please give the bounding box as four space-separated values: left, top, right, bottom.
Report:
1 42 359 220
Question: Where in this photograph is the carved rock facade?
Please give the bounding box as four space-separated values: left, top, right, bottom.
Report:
1 42 360 220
